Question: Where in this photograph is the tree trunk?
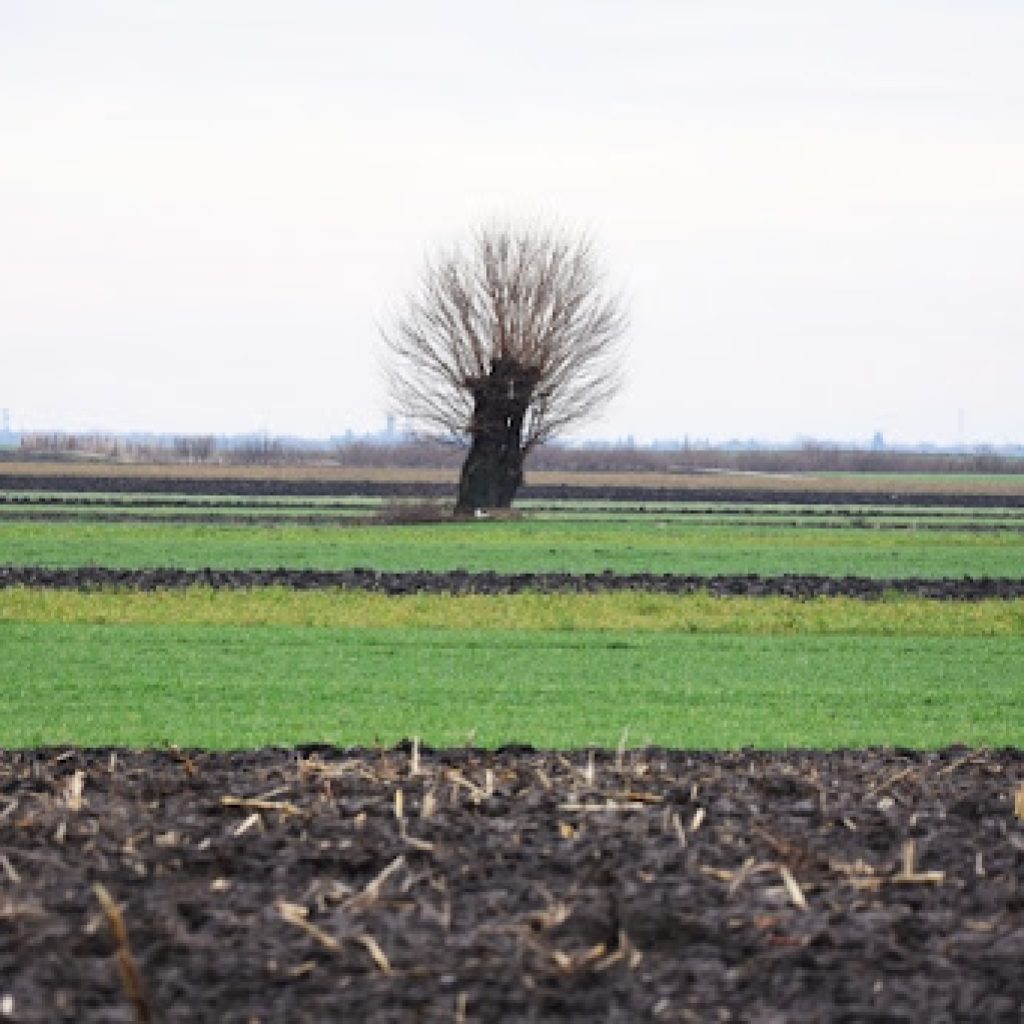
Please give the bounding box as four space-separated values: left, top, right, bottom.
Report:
454 359 537 514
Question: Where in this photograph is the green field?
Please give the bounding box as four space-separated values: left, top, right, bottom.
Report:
2 517 1022 577
3 620 1021 748
4 587 1024 636
2 477 1023 750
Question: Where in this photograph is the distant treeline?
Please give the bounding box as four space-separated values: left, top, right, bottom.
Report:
10 432 1024 475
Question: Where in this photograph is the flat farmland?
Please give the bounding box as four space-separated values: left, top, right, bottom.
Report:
2 464 1023 749
2 517 1022 577
3 618 1022 748
2 463 1022 1021
5 457 1024 494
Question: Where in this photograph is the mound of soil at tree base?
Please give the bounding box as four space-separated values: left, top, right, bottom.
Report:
4 565 1024 600
1 746 1021 1022
4 472 1024 507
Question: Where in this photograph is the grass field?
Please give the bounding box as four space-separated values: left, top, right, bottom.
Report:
2 466 1023 751
3 518 1022 577
3 620 1021 748
2 587 1023 748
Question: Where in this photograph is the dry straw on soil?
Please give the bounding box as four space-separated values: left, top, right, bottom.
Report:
1 745 1021 1021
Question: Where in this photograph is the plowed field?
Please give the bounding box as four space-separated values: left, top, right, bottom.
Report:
2 746 1022 1022
4 565 1024 600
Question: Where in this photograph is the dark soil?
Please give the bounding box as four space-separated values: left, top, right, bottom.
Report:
4 565 1024 600
1 746 1021 1022
5 473 1024 507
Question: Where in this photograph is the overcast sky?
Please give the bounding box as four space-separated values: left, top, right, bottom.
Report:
3 1 1022 445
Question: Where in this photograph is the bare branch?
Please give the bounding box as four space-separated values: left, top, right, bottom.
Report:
382 224 626 448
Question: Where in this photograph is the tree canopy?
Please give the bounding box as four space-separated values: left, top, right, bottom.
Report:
385 225 625 448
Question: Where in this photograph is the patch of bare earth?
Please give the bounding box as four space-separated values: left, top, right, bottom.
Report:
1 746 1021 1022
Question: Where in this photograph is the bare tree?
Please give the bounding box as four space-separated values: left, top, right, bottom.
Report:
384 224 626 511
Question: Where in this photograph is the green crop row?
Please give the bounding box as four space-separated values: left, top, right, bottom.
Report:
2 518 1022 577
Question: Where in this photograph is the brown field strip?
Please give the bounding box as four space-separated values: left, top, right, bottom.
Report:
0 460 458 485
4 459 1024 496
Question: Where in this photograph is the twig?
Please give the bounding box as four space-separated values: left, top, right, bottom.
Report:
901 839 916 877
347 855 406 912
93 884 151 1023
778 864 808 910
671 812 687 848
298 756 366 780
558 800 649 812
254 785 293 802
615 728 629 771
700 865 735 883
399 823 435 852
276 900 393 974
232 812 262 837
727 857 757 897
893 839 945 885
421 789 437 819
523 899 572 931
62 771 86 811
604 929 642 971
0 855 19 885
446 770 487 802
867 764 917 797
551 943 608 973
276 900 340 951
938 751 989 776
846 840 945 888
220 795 301 816
612 790 663 804
355 933 392 975
829 857 876 880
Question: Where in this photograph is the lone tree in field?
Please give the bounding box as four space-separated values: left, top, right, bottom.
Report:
384 225 626 512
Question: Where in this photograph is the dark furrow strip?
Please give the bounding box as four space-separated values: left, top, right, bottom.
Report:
3 565 1024 599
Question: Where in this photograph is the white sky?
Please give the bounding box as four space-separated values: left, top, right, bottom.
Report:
2 1 1022 445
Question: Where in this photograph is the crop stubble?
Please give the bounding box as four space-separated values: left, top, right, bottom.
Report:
0 745 1021 1022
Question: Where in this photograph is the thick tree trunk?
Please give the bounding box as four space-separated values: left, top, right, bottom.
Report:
455 359 537 514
